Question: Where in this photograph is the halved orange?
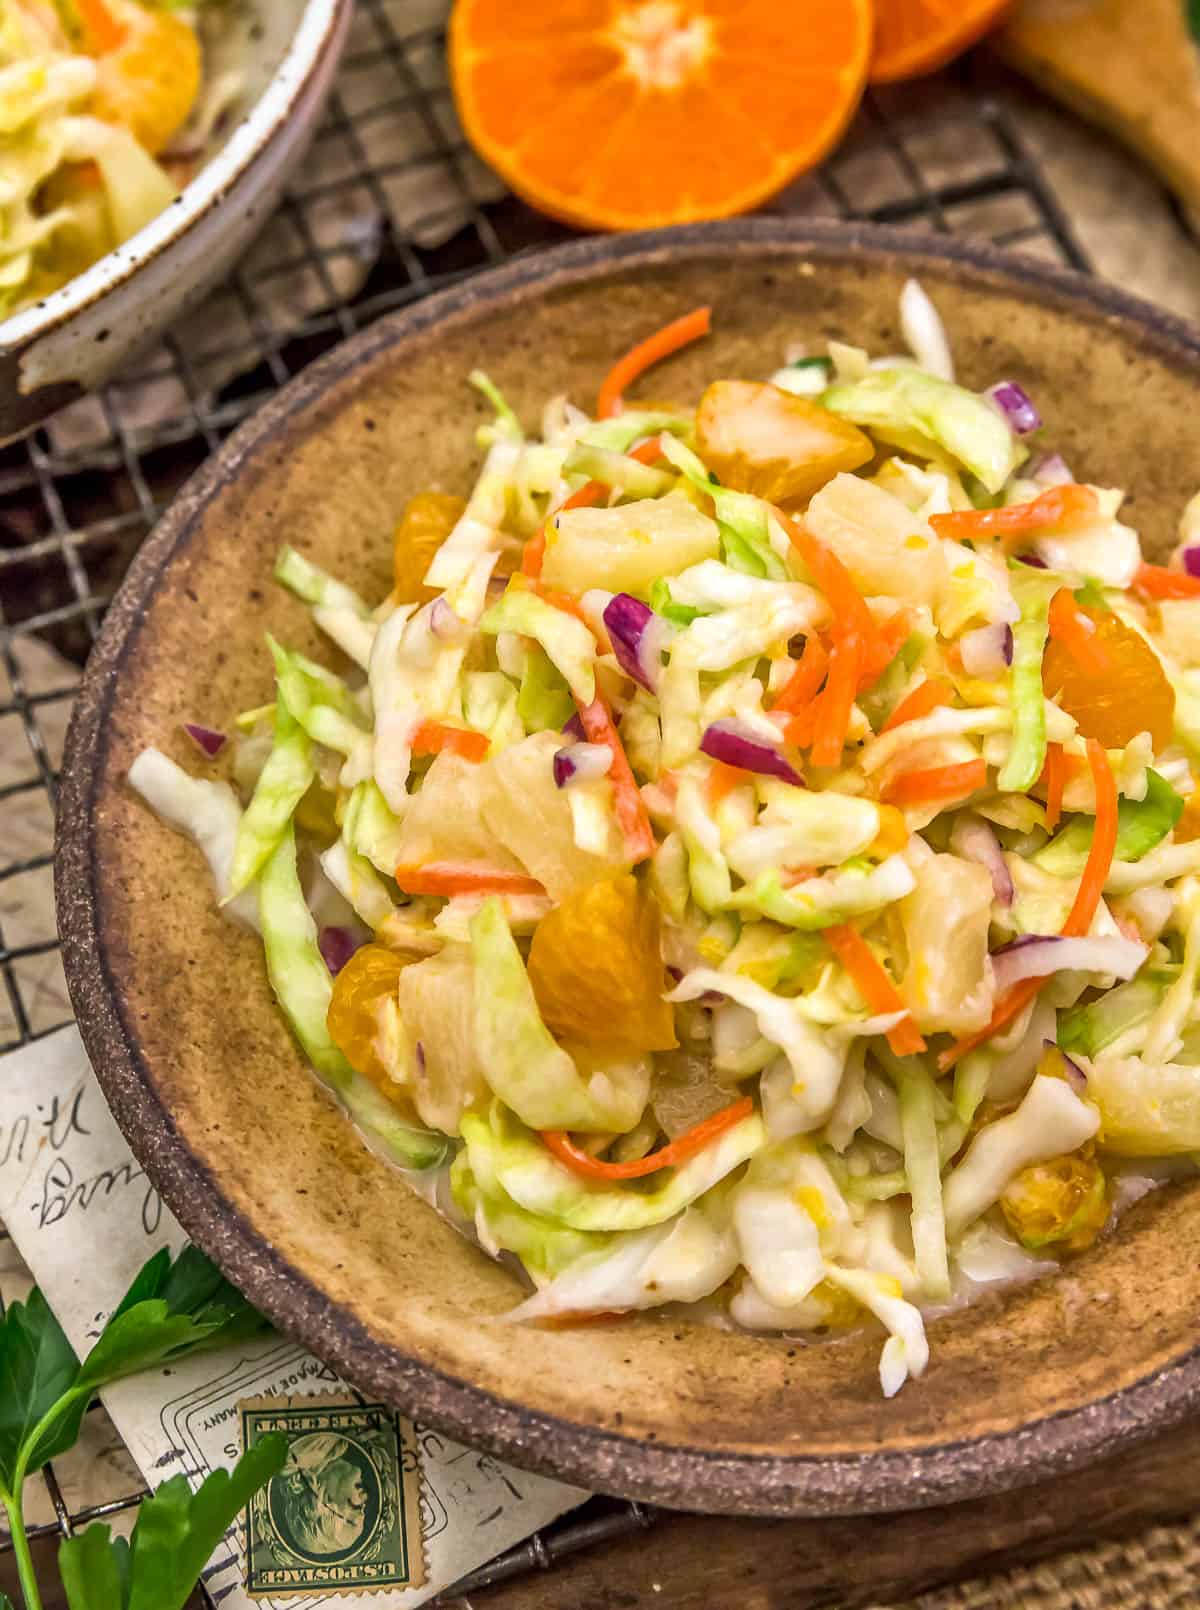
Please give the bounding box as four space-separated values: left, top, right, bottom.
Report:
871 0 1014 84
448 0 873 232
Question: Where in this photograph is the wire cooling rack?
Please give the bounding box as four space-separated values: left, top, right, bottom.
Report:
0 4 1094 1602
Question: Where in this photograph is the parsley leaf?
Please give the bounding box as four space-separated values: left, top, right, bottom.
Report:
58 1434 287 1610
0 1289 83 1496
77 1246 270 1393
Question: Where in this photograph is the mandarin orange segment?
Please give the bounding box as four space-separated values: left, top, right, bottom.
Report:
526 873 678 1053
449 0 872 232
393 491 467 603
871 0 1014 84
327 943 408 1086
1042 608 1175 752
90 3 202 154
697 380 872 503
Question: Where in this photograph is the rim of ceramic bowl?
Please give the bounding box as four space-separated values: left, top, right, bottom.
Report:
0 0 349 354
57 219 1200 1516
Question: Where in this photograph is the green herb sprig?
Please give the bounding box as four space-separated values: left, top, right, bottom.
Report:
0 1248 283 1610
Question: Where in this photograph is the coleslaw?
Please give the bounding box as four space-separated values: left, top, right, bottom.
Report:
132 282 1200 1396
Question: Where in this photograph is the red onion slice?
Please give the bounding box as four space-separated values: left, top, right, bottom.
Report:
553 742 613 788
959 623 1013 677
990 933 1147 994
1031 453 1073 487
950 814 1014 907
319 925 363 975
1044 1040 1089 1095
603 593 672 693
562 712 586 741
700 719 804 786
183 722 227 758
987 380 1042 435
1183 547 1200 579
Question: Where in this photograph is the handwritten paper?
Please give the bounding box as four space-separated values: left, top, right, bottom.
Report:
0 1026 585 1608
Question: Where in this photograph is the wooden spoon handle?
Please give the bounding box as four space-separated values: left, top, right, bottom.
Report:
997 0 1200 219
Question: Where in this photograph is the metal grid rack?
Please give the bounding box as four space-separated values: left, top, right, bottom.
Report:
0 4 1093 1601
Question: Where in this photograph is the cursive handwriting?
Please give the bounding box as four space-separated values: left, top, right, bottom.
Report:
35 1153 162 1235
1 1083 91 1171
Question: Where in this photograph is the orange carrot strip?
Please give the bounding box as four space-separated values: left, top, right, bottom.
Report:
809 633 861 768
778 511 878 650
937 976 1043 1072
627 434 667 464
929 485 1097 545
520 527 548 578
939 738 1117 1070
574 693 655 863
824 923 926 1058
1061 738 1117 937
881 758 987 807
395 863 546 896
77 0 127 52
541 1097 753 1181
880 677 954 734
705 759 750 808
1048 588 1110 676
856 610 911 691
1042 741 1067 833
772 635 828 714
597 307 712 419
777 705 818 749
526 579 594 628
1132 562 1200 601
410 719 489 763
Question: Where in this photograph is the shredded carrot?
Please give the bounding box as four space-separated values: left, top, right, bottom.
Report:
1047 588 1110 676
880 677 954 735
881 758 987 807
777 705 818 749
574 692 656 863
1042 741 1067 832
1132 561 1200 601
1062 738 1117 937
525 579 595 629
809 633 861 768
824 924 926 1058
394 863 546 897
77 0 127 52
597 306 712 419
541 1096 753 1181
627 434 667 464
410 720 489 763
939 738 1117 1070
772 634 828 714
937 976 1043 1072
929 484 1097 546
705 759 751 807
856 610 911 691
778 511 878 650
519 527 548 578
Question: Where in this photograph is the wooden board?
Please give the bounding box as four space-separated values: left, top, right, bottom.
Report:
480 1416 1200 1608
998 0 1200 220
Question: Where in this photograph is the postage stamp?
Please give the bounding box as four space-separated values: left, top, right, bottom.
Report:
240 1394 426 1599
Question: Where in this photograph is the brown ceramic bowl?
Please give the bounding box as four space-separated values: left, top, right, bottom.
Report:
56 221 1200 1517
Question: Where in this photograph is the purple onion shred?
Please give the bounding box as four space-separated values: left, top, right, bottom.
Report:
987 380 1042 436
958 623 1013 678
700 719 804 786
183 722 227 758
562 712 586 741
553 742 612 789
949 814 1014 907
990 933 1147 995
1032 452 1073 487
1044 1039 1089 1095
319 925 363 975
603 593 671 693
1183 548 1200 579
